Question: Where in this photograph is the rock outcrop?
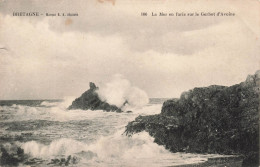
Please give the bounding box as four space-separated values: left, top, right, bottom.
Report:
68 82 123 112
125 70 260 166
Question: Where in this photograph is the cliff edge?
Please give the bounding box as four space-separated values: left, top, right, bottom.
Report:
125 70 260 166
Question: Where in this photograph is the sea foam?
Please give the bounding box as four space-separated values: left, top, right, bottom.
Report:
96 74 149 108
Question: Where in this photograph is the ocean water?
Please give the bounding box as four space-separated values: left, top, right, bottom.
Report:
0 98 218 167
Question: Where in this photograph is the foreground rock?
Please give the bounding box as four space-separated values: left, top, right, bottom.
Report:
0 145 28 166
125 70 259 166
68 82 123 112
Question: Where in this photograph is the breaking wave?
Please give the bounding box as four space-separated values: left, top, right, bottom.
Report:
21 130 207 167
96 74 149 108
0 98 213 166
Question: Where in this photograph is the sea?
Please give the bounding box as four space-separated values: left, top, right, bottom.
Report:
0 98 219 167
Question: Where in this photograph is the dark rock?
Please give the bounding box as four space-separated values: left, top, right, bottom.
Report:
126 110 133 113
0 145 28 166
24 158 45 165
125 70 260 166
68 82 123 112
48 155 77 166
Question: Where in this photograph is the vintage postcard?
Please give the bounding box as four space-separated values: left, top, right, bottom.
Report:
0 0 259 166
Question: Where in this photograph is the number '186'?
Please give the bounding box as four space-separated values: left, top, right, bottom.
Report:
141 12 147 16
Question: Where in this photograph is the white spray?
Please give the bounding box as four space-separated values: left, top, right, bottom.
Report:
96 74 149 108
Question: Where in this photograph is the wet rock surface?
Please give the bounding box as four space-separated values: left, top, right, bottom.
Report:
0 145 28 166
125 70 260 166
68 82 123 112
0 144 79 166
47 155 79 166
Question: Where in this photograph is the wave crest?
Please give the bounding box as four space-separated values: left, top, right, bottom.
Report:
96 74 149 108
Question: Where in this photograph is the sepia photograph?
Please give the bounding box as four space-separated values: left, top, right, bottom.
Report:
0 0 259 166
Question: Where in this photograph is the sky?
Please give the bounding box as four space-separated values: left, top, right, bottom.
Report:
0 0 259 100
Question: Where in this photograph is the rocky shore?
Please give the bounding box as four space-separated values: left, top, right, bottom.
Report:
68 82 123 112
125 71 259 166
